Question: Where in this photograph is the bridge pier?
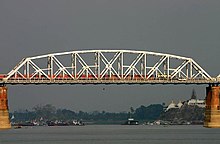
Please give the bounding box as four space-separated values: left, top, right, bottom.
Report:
0 86 11 129
204 86 220 128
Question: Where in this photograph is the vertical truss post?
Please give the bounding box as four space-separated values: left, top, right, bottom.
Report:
27 60 30 79
95 52 100 79
167 57 170 80
118 54 121 77
190 60 193 79
95 52 97 75
47 56 53 79
86 68 88 78
74 53 77 78
121 52 124 79
71 53 77 79
109 64 112 78
50 56 53 79
163 59 166 75
71 53 74 76
47 56 50 76
24 62 26 78
141 57 144 75
132 67 134 79
109 53 112 78
144 53 147 79
186 64 189 79
15 71 17 79
98 52 100 79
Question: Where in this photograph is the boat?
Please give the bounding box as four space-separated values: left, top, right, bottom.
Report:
71 120 85 126
123 118 139 125
14 125 22 129
47 120 85 126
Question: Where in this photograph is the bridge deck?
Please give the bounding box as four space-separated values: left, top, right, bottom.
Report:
0 80 218 85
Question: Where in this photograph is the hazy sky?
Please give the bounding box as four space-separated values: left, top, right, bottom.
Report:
1 0 220 112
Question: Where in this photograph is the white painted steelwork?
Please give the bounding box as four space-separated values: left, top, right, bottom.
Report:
4 50 213 83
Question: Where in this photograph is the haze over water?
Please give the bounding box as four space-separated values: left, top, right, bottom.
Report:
1 125 220 144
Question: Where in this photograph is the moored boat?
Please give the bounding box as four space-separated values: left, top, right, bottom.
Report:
123 118 139 125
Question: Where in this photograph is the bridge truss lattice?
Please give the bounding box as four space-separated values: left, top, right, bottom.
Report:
2 50 214 84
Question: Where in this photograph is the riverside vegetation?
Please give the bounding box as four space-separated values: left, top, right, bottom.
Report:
10 103 204 125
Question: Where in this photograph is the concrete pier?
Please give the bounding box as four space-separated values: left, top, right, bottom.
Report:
204 86 220 128
0 86 11 129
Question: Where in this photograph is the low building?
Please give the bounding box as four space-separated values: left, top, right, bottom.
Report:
187 99 205 108
165 101 179 112
165 89 205 112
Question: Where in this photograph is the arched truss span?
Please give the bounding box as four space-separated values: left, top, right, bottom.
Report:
5 50 212 82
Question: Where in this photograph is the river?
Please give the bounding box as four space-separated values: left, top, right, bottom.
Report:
1 125 220 144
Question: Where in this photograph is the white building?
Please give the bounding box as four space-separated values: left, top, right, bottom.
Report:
177 101 183 108
187 99 205 108
165 89 206 112
165 101 179 112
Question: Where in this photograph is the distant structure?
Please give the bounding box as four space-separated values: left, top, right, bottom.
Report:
187 89 205 108
177 101 183 108
191 89 197 99
165 101 182 112
165 89 205 112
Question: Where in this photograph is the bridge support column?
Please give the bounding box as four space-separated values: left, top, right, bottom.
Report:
0 86 11 129
204 86 220 128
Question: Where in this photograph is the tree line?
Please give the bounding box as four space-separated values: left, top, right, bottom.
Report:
10 104 164 123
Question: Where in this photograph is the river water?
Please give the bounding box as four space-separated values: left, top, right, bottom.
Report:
1 125 220 144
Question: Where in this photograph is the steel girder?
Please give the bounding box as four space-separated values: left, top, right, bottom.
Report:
4 50 212 82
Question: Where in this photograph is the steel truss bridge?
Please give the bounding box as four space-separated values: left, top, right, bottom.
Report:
0 50 219 85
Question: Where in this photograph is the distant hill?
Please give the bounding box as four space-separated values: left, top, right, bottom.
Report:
159 104 205 124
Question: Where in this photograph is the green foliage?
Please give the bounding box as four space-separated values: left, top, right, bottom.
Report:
33 104 56 120
134 104 164 120
160 104 205 123
11 104 128 122
56 109 76 120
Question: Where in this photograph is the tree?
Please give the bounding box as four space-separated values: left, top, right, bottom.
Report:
33 104 56 120
134 104 164 121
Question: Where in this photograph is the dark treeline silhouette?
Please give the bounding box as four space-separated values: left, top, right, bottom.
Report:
10 104 164 123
